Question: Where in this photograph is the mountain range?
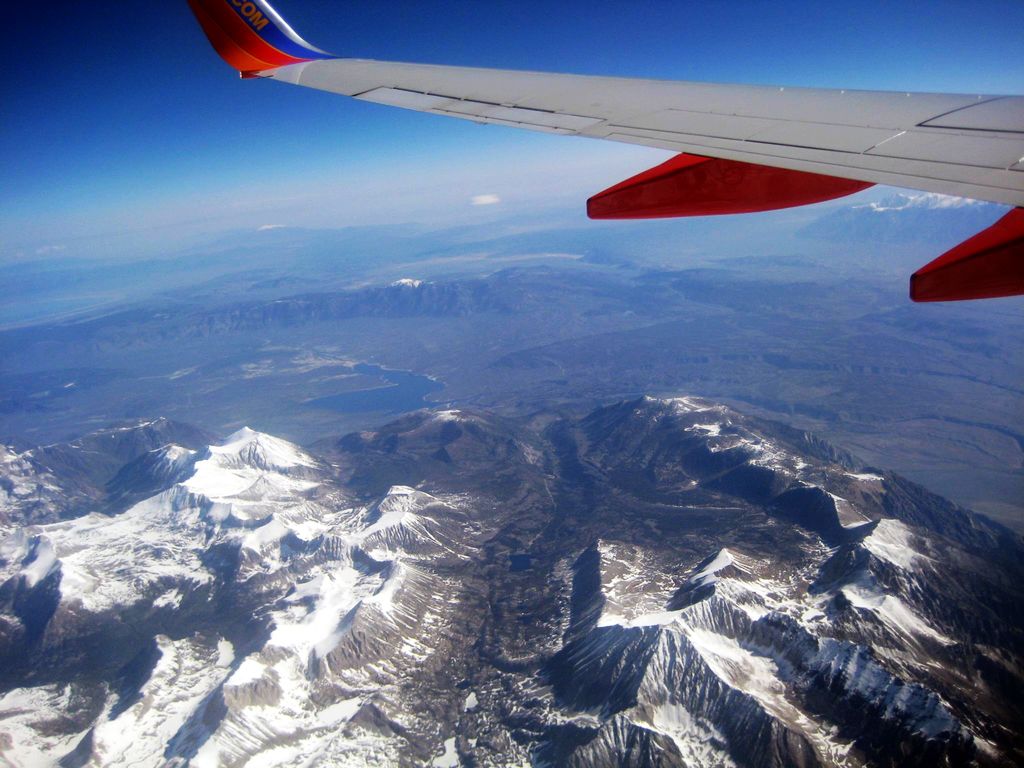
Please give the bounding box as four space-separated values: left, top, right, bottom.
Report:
1 397 1021 766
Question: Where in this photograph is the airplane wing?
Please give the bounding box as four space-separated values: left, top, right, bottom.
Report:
186 0 1024 302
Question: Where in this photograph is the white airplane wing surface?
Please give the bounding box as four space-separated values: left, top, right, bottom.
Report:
186 0 1024 302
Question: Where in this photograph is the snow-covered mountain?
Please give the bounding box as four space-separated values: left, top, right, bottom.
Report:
800 192 1007 245
0 418 215 527
1 399 1021 767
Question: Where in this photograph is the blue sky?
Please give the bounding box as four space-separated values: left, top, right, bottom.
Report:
3 0 1023 261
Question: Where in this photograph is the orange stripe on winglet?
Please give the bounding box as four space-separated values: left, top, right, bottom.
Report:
200 0 309 69
187 0 282 72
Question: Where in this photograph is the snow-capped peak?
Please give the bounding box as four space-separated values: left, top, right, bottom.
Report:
206 428 316 472
131 444 198 482
431 409 464 422
662 395 727 415
363 486 427 532
391 278 423 288
161 444 195 462
686 548 748 589
180 430 318 505
224 426 258 442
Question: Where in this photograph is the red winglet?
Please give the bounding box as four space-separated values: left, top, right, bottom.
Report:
910 207 1024 302
186 0 334 74
587 153 872 219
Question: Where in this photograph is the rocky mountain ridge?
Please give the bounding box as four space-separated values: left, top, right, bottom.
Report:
0 397 1021 766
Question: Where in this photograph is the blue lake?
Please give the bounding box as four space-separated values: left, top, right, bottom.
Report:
307 364 444 414
509 554 534 572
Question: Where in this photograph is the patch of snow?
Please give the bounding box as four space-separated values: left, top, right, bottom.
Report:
20 535 58 588
599 610 683 629
841 575 951 645
0 450 63 516
91 635 231 767
464 691 478 711
594 541 680 627
216 639 235 668
814 639 962 738
241 517 290 551
863 519 927 570
366 562 405 614
25 487 215 612
0 684 89 764
432 409 463 422
315 697 362 727
664 396 725 415
286 575 326 603
244 747 303 768
153 589 183 609
228 657 267 687
639 702 736 768
715 578 774 621
432 737 459 767
269 567 363 659
684 629 855 764
184 465 256 499
195 652 392 766
687 423 722 436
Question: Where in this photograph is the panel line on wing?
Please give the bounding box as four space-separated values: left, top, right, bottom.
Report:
606 121 898 153
604 125 868 156
355 87 604 133
917 96 1024 133
354 86 506 109
601 120 1023 171
914 96 1003 125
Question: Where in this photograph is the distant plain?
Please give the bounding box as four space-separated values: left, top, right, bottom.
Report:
2 191 1021 529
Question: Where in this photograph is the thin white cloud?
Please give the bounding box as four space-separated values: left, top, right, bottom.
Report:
257 224 288 231
470 194 501 206
858 192 985 213
35 244 66 255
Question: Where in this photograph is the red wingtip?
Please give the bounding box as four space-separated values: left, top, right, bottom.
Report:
910 208 1024 302
587 153 872 220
